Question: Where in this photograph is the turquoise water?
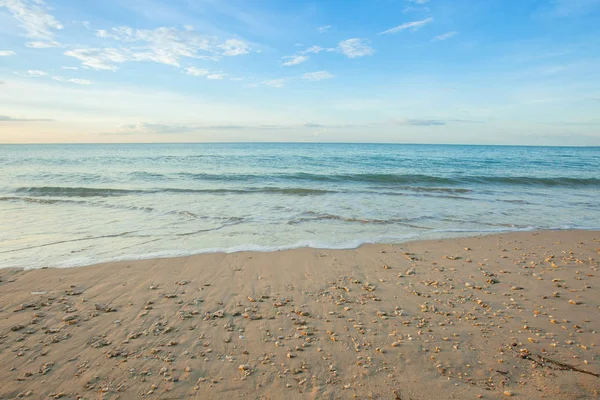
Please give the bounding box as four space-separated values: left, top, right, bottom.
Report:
1 143 599 269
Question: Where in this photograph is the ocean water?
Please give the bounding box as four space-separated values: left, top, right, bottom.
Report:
1 143 599 269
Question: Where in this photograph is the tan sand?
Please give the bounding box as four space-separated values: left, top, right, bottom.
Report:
1 230 599 399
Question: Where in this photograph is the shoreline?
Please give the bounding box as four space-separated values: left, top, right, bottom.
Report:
1 230 599 399
7 227 599 271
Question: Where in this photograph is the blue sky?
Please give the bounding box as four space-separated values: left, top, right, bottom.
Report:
1 0 599 144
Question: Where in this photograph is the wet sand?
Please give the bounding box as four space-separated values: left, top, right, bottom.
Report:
1 230 599 399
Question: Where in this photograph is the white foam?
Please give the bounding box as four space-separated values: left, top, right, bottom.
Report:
17 226 599 270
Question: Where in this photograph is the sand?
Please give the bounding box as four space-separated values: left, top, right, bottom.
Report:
1 230 599 399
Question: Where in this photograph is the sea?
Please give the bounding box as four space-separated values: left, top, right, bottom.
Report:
1 143 599 269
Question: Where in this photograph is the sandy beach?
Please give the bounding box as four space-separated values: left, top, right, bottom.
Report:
1 230 599 399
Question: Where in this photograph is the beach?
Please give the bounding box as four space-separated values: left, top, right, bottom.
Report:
1 230 599 399
2 0 600 398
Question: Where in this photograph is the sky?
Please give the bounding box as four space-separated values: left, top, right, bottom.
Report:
0 0 599 145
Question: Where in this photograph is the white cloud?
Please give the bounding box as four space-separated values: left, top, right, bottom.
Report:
69 78 92 85
407 0 430 3
1 0 63 47
207 73 226 80
433 31 458 41
0 50 16 56
61 66 78 70
254 71 333 88
104 27 209 66
185 67 209 76
338 38 375 58
69 26 252 70
281 45 326 67
302 71 334 81
52 76 92 85
185 68 226 80
95 29 118 40
263 79 286 88
64 48 126 71
379 17 433 34
122 122 194 134
25 40 61 48
317 25 331 33
282 55 308 66
118 122 271 135
304 46 324 54
219 39 250 56
27 69 47 77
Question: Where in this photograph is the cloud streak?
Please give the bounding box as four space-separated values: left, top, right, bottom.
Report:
263 78 286 88
280 45 334 67
116 121 369 134
396 118 485 126
27 70 47 77
119 122 250 135
251 70 334 88
304 46 324 54
282 55 308 66
184 67 227 80
26 40 61 48
399 119 446 126
0 115 53 122
121 122 195 134
207 73 226 80
433 31 458 41
184 67 209 76
379 17 433 35
52 76 92 85
0 50 16 56
1 0 63 47
64 48 127 71
302 71 334 81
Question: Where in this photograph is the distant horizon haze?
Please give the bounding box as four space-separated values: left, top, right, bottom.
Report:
1 141 600 147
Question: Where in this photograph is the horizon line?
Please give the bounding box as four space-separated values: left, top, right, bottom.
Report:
1 141 599 148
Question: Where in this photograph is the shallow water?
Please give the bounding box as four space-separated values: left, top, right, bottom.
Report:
1 143 599 268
